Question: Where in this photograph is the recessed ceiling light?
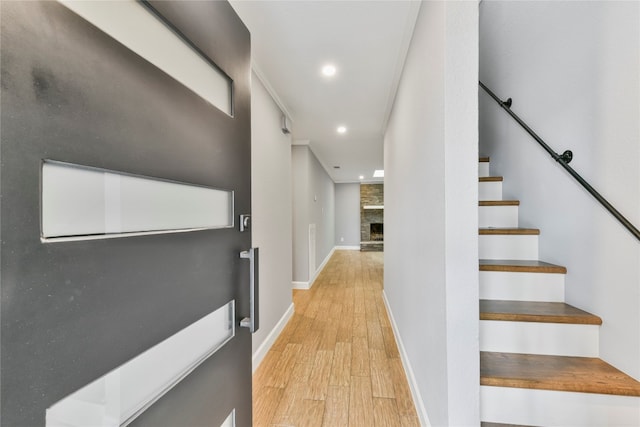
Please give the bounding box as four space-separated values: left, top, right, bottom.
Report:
322 64 337 77
373 169 384 178
359 175 364 180
337 126 347 134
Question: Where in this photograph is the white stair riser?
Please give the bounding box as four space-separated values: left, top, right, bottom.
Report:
479 234 538 260
479 181 503 200
479 162 490 177
481 386 640 426
480 271 565 302
479 206 518 228
480 321 599 357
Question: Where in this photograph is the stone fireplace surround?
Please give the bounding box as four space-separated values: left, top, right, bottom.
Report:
360 184 383 251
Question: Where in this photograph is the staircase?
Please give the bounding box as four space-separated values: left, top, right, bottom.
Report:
478 157 640 426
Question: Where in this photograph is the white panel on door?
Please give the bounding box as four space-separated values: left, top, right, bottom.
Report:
46 301 235 427
59 0 233 115
221 410 235 427
42 161 233 240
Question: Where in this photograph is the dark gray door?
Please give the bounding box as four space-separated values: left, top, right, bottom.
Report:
1 1 253 426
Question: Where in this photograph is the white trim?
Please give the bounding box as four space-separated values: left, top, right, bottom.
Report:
309 247 335 289
382 290 431 427
291 246 337 290
292 281 309 290
381 0 422 133
335 245 361 250
334 179 384 184
291 144 339 186
252 303 294 373
251 63 294 124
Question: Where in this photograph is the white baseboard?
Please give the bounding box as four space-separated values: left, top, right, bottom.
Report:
335 245 360 250
309 246 335 288
292 281 309 290
252 303 294 373
292 246 337 290
382 290 431 427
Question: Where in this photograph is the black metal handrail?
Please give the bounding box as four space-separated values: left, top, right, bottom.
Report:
479 81 640 242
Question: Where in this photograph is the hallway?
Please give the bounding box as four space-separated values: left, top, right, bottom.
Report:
253 250 420 426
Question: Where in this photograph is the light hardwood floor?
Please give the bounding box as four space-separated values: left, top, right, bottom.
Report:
253 250 420 427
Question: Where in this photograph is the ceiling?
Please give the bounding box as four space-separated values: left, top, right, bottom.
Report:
229 1 420 183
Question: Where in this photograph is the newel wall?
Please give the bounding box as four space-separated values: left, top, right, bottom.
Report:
383 1 479 425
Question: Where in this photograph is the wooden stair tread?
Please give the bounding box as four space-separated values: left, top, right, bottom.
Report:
480 156 490 162
481 423 532 427
479 228 539 235
480 200 520 206
480 300 602 325
481 352 640 396
479 176 503 182
480 259 567 274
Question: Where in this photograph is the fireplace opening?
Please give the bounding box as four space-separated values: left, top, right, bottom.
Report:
370 223 383 241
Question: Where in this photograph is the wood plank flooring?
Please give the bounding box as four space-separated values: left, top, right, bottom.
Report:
253 250 420 427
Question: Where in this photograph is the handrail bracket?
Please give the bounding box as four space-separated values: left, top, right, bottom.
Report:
559 150 573 164
479 80 639 241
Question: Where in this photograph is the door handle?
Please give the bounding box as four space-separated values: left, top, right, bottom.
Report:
239 247 259 333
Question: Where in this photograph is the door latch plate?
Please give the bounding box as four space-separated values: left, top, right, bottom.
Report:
239 214 251 232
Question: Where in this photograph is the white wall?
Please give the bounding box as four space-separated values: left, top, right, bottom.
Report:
309 149 336 270
251 72 293 358
335 183 361 247
292 145 310 283
291 145 336 284
384 1 479 426
479 0 640 380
